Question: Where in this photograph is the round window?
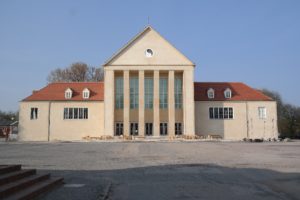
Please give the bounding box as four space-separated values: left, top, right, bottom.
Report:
145 49 153 57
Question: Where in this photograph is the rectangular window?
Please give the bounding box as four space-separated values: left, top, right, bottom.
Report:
219 107 224 119
214 108 219 119
130 123 139 136
30 108 38 120
160 123 168 136
63 108 88 119
145 123 153 136
175 78 182 109
224 108 229 119
74 108 78 119
209 107 233 119
209 107 214 119
79 108 83 119
160 78 168 109
130 77 139 109
175 123 182 135
258 107 267 119
115 123 123 136
115 77 124 109
229 108 233 119
144 78 153 109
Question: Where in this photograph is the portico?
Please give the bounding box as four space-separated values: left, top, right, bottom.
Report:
104 68 195 137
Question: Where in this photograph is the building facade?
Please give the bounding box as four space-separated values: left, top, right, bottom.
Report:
18 26 278 141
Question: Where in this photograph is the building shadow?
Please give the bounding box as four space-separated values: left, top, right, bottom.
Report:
38 164 300 200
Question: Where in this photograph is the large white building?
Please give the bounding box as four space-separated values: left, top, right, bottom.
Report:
18 26 278 141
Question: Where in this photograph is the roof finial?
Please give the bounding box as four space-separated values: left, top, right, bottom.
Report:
147 16 150 26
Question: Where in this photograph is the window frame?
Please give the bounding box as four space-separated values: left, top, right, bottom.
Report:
145 123 153 136
82 88 90 99
115 122 124 136
144 77 154 109
115 77 124 109
209 107 234 120
160 122 168 136
130 77 139 109
30 107 38 120
159 78 168 109
258 107 267 119
63 107 88 120
207 88 215 99
175 77 182 109
175 123 182 135
224 88 232 99
65 88 73 99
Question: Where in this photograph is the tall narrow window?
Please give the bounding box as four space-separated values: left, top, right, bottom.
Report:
160 123 168 135
209 107 214 119
145 123 153 136
130 77 139 109
30 108 38 120
115 77 124 109
115 123 123 136
258 107 267 119
175 123 182 135
130 123 139 136
160 78 168 109
144 78 153 109
175 78 182 109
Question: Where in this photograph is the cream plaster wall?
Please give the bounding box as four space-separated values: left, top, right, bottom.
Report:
195 101 278 140
19 102 50 141
19 101 104 141
49 101 104 141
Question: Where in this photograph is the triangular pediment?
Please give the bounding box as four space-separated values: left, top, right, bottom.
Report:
103 26 195 66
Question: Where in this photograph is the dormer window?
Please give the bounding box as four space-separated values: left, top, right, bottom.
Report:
207 88 215 99
65 88 73 99
224 88 232 99
83 88 90 99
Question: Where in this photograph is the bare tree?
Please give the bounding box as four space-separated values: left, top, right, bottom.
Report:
47 62 104 83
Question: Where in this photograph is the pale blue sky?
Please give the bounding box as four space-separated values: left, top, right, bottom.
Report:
0 0 299 111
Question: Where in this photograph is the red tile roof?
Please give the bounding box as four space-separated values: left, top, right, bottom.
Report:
194 82 273 101
23 82 272 102
23 82 104 101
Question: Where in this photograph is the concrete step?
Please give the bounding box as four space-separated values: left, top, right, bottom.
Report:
0 170 36 186
0 165 21 175
0 173 50 199
4 177 63 200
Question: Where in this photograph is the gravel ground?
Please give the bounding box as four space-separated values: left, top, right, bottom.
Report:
1 141 300 200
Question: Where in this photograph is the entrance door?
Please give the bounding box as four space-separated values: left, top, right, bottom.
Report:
145 123 153 136
130 123 138 136
115 123 123 136
160 123 168 136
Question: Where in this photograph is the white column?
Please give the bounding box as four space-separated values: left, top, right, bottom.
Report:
153 70 160 136
139 71 145 136
104 69 114 136
168 71 175 136
123 70 130 137
183 69 195 136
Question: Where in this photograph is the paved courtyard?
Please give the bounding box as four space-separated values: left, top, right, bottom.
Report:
1 141 300 200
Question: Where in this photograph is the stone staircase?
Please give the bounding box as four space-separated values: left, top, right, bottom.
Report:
0 165 63 200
